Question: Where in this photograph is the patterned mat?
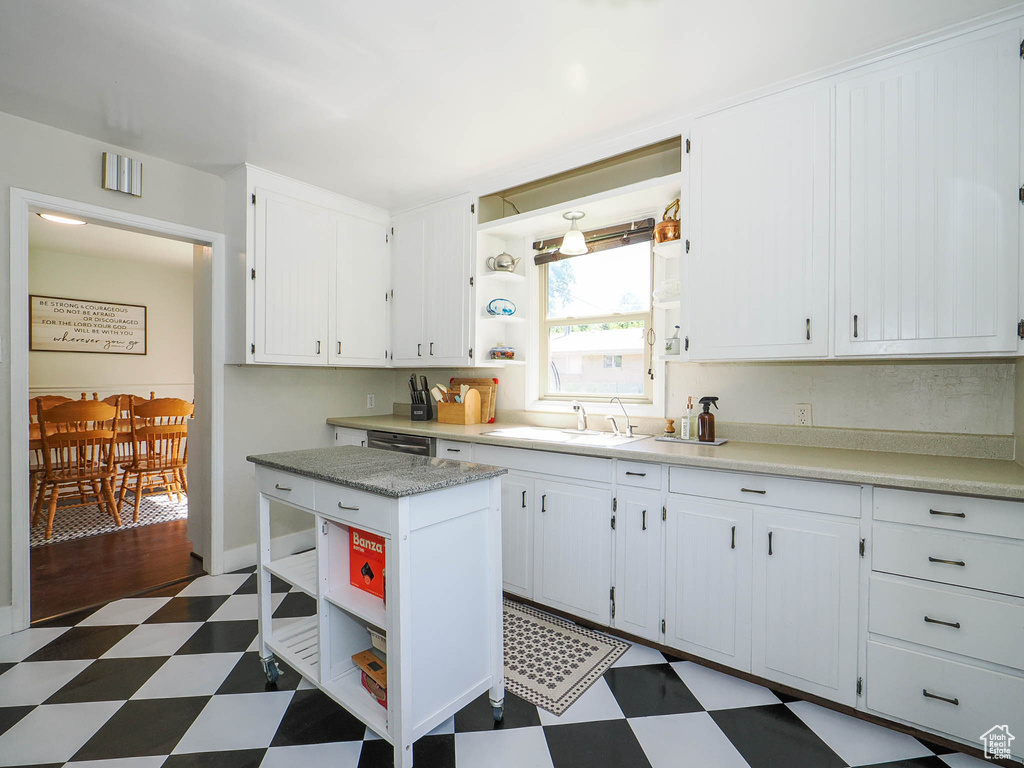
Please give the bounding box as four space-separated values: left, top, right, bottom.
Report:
30 492 188 547
504 598 628 715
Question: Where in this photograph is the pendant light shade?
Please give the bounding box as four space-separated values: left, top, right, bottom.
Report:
560 211 588 256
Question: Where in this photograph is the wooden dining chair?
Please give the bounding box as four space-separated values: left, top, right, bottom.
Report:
34 398 122 540
100 395 136 494
118 397 193 522
29 395 75 525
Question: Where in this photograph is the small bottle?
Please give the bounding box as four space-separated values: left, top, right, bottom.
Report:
681 396 693 440
697 396 720 442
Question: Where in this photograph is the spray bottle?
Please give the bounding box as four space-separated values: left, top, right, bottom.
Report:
697 396 720 442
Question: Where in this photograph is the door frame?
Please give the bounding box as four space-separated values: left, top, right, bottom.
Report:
8 188 226 633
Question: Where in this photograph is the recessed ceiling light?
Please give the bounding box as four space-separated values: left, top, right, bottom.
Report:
38 213 87 226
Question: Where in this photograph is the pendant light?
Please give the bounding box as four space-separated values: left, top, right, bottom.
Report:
560 211 587 256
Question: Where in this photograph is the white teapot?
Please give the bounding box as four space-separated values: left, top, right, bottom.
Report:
486 252 521 273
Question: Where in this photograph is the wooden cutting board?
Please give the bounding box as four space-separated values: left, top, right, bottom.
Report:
449 377 498 423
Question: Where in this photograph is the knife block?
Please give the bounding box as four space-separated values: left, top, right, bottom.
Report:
437 388 481 425
411 400 433 421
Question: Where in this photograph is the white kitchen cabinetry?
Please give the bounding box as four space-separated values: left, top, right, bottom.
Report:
533 479 614 625
664 497 753 671
613 488 663 642
688 83 831 360
437 439 475 462
330 214 391 365
224 164 391 367
499 472 533 599
835 29 1021 357
752 509 860 706
391 194 474 366
333 427 367 447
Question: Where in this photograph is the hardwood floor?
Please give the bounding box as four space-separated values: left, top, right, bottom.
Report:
31 519 206 622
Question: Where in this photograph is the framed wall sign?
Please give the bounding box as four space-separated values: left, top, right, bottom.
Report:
30 295 147 355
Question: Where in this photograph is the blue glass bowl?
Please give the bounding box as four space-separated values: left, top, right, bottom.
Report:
486 298 516 316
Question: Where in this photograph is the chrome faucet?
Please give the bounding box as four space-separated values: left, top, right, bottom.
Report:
609 397 635 437
572 400 588 432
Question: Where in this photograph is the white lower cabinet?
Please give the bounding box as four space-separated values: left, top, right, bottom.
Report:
613 488 663 642
500 472 533 599
333 427 367 447
665 497 753 671
752 509 861 706
533 479 613 625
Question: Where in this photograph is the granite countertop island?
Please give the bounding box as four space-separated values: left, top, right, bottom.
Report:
247 445 506 498
326 415 1024 500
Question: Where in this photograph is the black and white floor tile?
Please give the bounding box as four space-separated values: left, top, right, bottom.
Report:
0 570 991 768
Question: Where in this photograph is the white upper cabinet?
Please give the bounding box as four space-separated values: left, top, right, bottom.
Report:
330 214 390 366
689 83 832 360
391 194 474 367
253 188 332 365
835 29 1022 357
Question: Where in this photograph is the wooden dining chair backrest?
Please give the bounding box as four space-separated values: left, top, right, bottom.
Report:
35 399 119 479
129 397 193 470
101 394 133 419
29 395 72 424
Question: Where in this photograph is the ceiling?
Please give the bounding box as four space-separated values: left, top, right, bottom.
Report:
0 0 1018 211
30 214 194 269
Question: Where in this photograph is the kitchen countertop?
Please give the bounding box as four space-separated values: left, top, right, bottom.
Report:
247 445 506 498
326 415 1024 500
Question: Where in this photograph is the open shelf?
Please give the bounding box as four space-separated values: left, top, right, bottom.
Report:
656 353 684 362
480 313 525 322
480 270 526 282
653 300 681 310
653 239 683 260
267 615 319 681
266 549 317 597
324 665 390 740
325 583 386 628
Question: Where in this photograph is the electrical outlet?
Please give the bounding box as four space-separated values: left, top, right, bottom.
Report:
795 403 812 426
366 394 375 410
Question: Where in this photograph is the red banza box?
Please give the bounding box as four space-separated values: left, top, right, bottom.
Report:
350 527 385 599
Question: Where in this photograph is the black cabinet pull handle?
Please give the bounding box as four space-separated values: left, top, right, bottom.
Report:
541 494 546 513
447 448 461 453
430 342 434 355
853 314 859 338
337 341 342 354
316 340 321 355
768 531 773 556
922 689 959 706
741 487 766 495
626 471 647 477
806 317 810 340
929 509 966 519
642 509 647 531
731 525 736 549
928 556 965 567
521 490 526 508
274 483 291 492
417 343 422 356
338 502 360 511
924 616 961 629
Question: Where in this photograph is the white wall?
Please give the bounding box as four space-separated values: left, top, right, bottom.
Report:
28 246 194 401
666 360 1016 435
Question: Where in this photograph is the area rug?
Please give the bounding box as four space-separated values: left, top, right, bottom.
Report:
30 493 188 547
503 598 629 716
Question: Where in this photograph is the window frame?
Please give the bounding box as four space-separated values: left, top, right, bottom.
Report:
538 243 655 404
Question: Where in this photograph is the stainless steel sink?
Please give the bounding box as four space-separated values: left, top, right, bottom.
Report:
483 426 650 447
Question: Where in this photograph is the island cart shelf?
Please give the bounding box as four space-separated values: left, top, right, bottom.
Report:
248 447 506 768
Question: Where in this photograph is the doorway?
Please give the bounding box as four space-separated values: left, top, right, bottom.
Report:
9 189 225 632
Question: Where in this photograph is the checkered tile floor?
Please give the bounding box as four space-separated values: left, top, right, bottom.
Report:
0 569 989 768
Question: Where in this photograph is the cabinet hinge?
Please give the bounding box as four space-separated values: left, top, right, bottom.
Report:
250 268 256 280
684 336 690 352
468 347 473 359
251 193 256 205
857 677 863 696
469 276 474 287
859 538 866 557
612 497 617 512
685 138 691 154
470 203 475 214
662 505 667 521
250 343 255 354
685 239 690 253
610 587 616 619
1018 319 1024 340
610 513 616 530
1019 186 1024 204
661 619 666 634
1020 39 1024 59
390 289 394 300
385 233 389 244
385 291 389 302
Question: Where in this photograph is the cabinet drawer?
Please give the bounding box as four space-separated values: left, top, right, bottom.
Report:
437 439 475 462
314 482 392 536
668 466 861 518
869 575 1024 670
616 461 661 490
866 641 1024 757
257 468 315 509
474 444 612 484
873 523 1024 598
874 488 1024 541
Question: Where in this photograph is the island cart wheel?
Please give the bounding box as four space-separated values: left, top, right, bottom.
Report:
261 655 280 683
491 698 504 722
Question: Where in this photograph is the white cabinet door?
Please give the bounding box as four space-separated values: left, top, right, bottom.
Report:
613 489 663 642
331 214 390 366
333 427 367 447
437 439 475 462
665 497 753 671
253 187 332 364
500 473 533 599
835 30 1021 357
752 509 860 705
689 84 831 360
423 194 474 365
533 479 613 624
390 208 426 365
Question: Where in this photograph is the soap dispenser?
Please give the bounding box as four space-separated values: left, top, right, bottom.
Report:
697 396 720 442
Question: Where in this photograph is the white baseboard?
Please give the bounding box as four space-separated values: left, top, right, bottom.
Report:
222 527 316 574
0 605 14 638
